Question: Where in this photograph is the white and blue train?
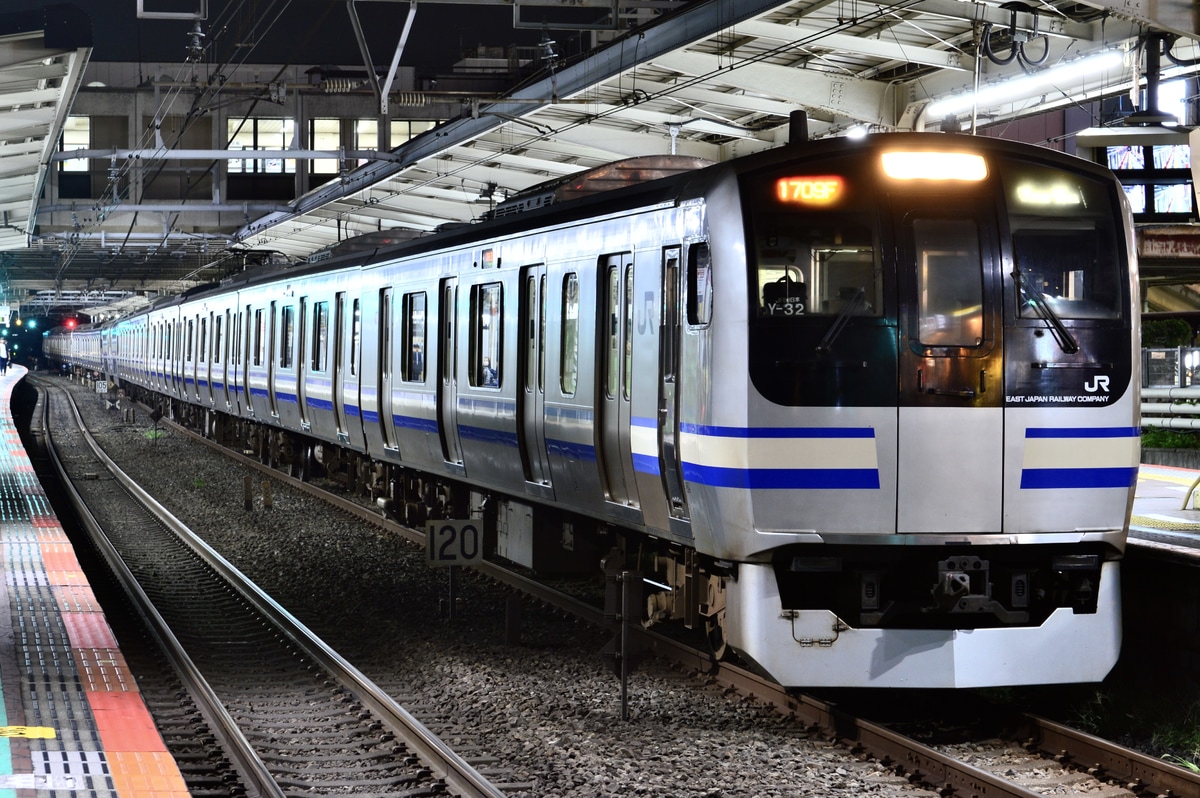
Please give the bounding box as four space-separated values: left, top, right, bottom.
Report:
46 131 1140 688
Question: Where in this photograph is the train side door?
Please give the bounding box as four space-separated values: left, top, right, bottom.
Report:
202 313 212 405
659 246 689 520
186 316 196 401
241 307 254 416
171 319 182 399
332 292 349 440
298 297 310 429
268 301 280 418
597 254 640 509
219 310 230 409
895 204 1004 534
518 266 551 487
438 277 463 466
379 288 398 450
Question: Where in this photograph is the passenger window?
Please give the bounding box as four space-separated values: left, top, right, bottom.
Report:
623 265 633 400
605 266 619 399
254 309 265 366
561 273 578 396
280 305 295 369
471 282 502 388
402 292 426 382
538 275 546 391
351 298 360 377
380 289 393 383
687 243 713 326
311 301 329 371
213 315 222 364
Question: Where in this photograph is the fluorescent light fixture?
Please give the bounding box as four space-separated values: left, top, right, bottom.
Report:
880 151 988 181
846 125 868 140
926 49 1124 119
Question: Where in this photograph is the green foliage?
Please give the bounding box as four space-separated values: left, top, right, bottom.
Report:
1142 318 1194 348
1163 754 1200 773
1141 427 1200 450
1067 687 1200 765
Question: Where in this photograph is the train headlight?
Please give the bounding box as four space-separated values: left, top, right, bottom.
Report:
881 151 988 182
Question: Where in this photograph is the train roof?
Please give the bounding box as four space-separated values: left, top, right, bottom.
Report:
91 132 1123 318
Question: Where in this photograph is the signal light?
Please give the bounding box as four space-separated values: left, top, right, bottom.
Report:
64 318 77 329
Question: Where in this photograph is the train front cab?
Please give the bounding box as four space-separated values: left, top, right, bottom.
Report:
701 136 1137 688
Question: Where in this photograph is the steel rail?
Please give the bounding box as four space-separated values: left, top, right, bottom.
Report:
41 383 285 798
134 395 1200 798
1025 714 1200 797
56 386 507 798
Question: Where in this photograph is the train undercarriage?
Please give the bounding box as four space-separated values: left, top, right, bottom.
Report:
116 380 733 654
111 378 1102 674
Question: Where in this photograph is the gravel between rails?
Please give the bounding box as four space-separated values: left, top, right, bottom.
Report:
38 374 937 798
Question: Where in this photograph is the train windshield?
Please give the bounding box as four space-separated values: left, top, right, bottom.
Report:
742 157 895 407
1003 162 1123 320
751 168 882 318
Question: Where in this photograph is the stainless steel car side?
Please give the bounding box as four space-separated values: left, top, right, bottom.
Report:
47 135 1139 688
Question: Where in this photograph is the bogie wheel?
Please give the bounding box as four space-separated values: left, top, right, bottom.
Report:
704 573 729 661
705 611 728 660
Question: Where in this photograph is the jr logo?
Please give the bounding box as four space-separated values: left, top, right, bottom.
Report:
1083 375 1110 393
637 290 655 335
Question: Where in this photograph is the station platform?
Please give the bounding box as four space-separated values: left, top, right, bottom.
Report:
0 365 186 797
1131 463 1200 554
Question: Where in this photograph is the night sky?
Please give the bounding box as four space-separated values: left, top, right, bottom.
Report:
3 1 591 73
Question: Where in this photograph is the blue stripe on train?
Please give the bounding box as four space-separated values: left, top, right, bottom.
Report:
1025 427 1140 438
1020 467 1139 489
683 463 880 490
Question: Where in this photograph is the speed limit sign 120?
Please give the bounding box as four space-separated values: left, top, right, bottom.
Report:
426 520 484 567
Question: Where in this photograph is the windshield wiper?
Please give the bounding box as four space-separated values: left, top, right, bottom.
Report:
1015 269 1079 354
816 287 866 355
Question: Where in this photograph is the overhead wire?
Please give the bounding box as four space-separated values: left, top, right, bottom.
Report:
240 2 931 252
55 0 327 286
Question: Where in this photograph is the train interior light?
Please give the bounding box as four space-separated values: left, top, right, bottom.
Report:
1014 181 1085 207
880 151 988 182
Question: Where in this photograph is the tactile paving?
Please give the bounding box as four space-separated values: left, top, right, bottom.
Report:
0 367 187 797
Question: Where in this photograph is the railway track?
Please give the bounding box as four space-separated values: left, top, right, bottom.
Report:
34 373 1200 798
32 378 508 797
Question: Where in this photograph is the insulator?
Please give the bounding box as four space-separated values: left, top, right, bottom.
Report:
322 78 364 94
391 92 427 107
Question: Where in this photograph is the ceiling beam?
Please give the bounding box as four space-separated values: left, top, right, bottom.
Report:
735 18 967 70
652 49 890 123
236 0 796 245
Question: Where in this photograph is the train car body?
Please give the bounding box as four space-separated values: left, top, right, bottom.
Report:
46 133 1140 688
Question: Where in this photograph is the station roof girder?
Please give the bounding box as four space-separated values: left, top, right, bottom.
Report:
5 0 1200 313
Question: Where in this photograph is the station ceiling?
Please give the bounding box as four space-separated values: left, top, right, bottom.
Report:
3 0 1200 316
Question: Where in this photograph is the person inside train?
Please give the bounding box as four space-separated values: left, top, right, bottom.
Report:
410 343 424 381
481 356 498 387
